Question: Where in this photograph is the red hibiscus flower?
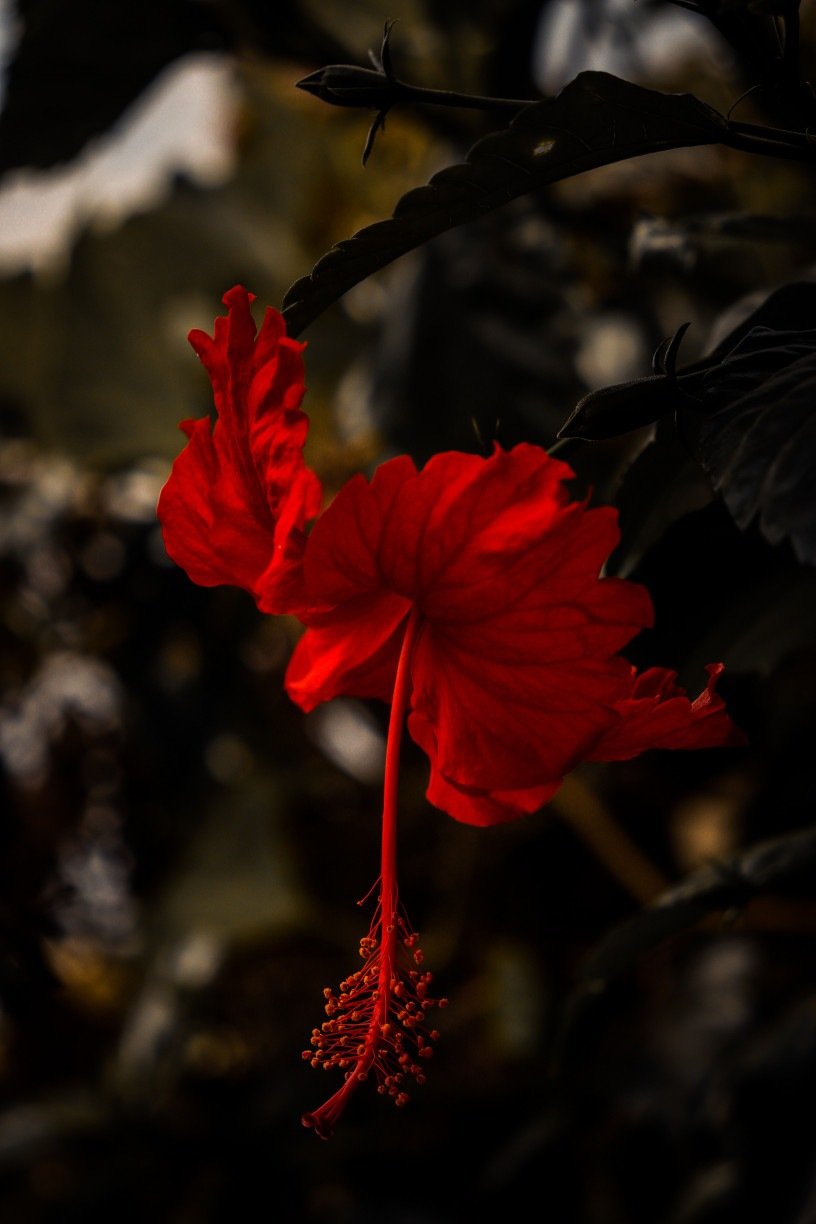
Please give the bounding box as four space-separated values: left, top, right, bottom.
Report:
158 287 745 1137
286 445 744 825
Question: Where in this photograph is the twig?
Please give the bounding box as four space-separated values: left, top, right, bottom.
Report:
554 774 670 905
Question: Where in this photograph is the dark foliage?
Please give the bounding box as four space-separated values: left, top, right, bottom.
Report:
283 72 729 336
582 824 816 986
561 282 816 562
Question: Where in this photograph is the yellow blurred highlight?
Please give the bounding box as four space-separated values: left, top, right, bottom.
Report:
45 938 133 1015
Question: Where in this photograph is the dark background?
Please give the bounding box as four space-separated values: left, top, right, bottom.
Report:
1 2 816 1220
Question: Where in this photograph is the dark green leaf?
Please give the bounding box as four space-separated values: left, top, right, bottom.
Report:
562 282 816 562
582 825 816 988
558 373 695 441
695 337 816 563
281 72 728 336
605 423 714 579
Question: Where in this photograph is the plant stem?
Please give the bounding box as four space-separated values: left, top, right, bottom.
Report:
400 83 535 112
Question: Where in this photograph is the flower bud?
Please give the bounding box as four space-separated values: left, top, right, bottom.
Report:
296 64 401 110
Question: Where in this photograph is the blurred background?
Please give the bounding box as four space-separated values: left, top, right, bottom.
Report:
2 1 816 1220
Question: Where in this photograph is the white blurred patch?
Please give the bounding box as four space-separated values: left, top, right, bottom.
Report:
57 805 138 946
535 0 728 95
102 463 167 524
334 361 378 444
574 312 647 389
0 450 86 552
0 652 122 784
0 52 239 275
161 931 223 990
310 698 386 785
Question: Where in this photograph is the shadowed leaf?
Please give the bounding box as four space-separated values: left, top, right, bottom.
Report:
583 824 816 987
281 72 728 336
606 423 714 579
694 340 816 564
560 281 816 441
562 281 816 564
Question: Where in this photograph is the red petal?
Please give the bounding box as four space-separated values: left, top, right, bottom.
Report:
285 592 412 712
301 456 419 605
409 712 560 826
404 450 653 791
590 663 747 759
157 286 321 614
